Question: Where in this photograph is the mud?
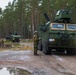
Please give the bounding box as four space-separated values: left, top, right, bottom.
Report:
0 42 76 75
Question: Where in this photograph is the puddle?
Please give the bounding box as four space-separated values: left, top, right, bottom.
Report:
0 67 32 75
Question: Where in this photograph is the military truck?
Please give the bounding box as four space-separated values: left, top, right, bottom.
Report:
6 33 21 43
37 9 76 55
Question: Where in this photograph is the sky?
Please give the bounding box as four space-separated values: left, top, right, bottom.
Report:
0 0 13 10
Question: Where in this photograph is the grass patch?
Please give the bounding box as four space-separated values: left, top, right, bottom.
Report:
21 39 33 42
0 39 33 51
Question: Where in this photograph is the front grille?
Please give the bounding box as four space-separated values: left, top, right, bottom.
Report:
61 40 69 46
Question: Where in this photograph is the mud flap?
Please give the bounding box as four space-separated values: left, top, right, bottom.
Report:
38 41 42 51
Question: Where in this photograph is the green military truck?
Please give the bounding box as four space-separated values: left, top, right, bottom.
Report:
37 9 76 55
10 34 21 42
6 33 21 43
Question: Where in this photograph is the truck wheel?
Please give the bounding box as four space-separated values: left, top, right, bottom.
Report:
12 40 15 42
67 48 76 55
38 41 42 51
16 39 20 43
42 42 51 55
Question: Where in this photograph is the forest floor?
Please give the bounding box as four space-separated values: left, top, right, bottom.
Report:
0 41 76 75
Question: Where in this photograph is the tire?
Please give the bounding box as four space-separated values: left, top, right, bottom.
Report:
67 48 76 55
16 39 20 43
42 42 52 55
12 40 15 42
38 41 42 51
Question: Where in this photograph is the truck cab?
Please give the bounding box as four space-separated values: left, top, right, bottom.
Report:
38 22 76 55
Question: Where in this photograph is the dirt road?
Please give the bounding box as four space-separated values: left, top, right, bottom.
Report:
0 42 76 75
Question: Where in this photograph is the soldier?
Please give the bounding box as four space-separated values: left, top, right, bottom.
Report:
1 40 4 48
33 31 39 55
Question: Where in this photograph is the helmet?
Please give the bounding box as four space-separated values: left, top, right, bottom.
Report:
34 31 38 34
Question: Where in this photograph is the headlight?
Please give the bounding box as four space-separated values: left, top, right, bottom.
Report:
49 39 55 41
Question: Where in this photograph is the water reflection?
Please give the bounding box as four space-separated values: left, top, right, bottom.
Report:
0 67 32 75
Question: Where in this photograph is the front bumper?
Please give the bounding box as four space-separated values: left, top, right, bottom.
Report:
48 39 76 49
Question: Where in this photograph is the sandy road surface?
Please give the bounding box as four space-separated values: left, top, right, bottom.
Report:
0 42 76 75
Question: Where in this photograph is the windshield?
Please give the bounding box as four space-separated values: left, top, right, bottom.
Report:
67 24 76 30
51 23 65 30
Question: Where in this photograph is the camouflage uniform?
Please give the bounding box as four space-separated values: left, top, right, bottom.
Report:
0 40 4 48
33 31 39 55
